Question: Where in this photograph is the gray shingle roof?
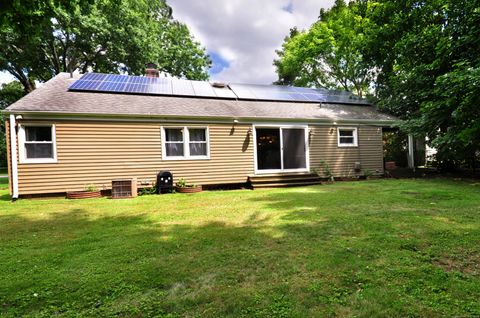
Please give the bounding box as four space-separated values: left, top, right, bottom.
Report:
5 73 397 123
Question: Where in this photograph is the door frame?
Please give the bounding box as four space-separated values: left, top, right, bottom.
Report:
253 123 310 175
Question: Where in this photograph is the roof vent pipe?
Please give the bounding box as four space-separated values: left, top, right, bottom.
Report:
145 63 159 78
211 82 227 88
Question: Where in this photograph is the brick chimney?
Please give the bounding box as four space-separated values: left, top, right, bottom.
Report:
145 63 159 77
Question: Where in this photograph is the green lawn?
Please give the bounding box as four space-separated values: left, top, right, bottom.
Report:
1 179 479 317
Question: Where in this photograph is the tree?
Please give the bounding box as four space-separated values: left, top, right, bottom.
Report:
0 81 25 167
361 0 480 169
274 0 375 97
0 0 211 93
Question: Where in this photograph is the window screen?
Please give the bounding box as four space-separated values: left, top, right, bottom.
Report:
165 128 184 156
188 128 207 156
24 126 54 159
338 128 358 147
164 127 208 158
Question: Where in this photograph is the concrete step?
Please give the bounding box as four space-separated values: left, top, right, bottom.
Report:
249 176 322 184
253 181 321 189
249 173 322 189
249 173 319 181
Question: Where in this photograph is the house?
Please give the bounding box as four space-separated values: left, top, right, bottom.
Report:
3 70 397 199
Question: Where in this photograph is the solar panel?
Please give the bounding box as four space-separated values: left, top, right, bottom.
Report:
97 81 126 92
105 74 128 83
128 76 148 84
287 93 311 102
253 89 294 101
147 77 171 94
81 73 108 81
303 93 325 102
191 80 216 97
69 79 102 90
171 79 195 96
125 83 148 94
227 84 257 100
68 72 368 105
212 86 237 99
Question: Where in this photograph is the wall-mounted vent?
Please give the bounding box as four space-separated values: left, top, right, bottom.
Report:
112 178 137 199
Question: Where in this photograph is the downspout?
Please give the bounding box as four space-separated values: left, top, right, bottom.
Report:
9 114 19 200
407 134 415 172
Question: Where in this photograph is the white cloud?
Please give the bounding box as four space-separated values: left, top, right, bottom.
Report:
168 0 335 84
0 71 15 85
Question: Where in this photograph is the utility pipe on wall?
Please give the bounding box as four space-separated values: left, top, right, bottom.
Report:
407 134 415 172
9 114 19 199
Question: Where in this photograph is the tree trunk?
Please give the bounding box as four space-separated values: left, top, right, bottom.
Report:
7 65 36 93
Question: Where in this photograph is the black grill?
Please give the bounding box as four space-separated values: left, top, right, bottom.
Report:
156 171 173 194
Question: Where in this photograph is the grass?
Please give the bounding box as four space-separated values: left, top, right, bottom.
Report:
0 179 479 317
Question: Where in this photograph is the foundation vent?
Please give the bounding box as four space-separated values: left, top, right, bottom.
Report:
112 178 137 199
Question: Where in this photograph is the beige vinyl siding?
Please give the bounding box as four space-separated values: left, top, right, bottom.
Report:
15 120 386 195
309 125 384 177
17 121 254 195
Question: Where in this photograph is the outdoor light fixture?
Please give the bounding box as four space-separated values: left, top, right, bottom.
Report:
233 119 239 124
247 127 253 135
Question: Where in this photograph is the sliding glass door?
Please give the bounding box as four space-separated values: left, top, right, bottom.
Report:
282 128 307 169
255 126 308 173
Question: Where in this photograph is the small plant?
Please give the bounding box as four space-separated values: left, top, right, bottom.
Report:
175 178 196 188
364 169 374 178
175 178 187 188
84 184 98 192
319 160 335 182
139 186 157 196
175 178 202 193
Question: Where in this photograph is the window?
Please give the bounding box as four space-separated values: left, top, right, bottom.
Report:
19 124 57 163
188 128 208 156
165 128 184 157
163 127 209 159
337 127 358 147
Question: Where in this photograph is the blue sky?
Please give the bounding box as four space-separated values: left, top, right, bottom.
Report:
208 52 230 76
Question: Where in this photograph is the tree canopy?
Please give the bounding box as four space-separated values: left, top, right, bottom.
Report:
274 0 375 97
0 81 26 166
0 0 211 93
275 0 480 169
362 0 480 169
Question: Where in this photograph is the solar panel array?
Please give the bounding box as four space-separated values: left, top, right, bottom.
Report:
69 72 367 105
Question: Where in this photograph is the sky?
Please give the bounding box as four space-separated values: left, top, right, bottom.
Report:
168 0 335 84
1 0 335 86
0 72 15 85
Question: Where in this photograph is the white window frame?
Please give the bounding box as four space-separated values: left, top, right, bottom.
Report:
161 126 210 160
18 123 58 164
337 127 358 147
253 123 310 174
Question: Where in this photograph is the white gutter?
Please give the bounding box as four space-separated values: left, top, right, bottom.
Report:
9 114 19 199
3 110 400 126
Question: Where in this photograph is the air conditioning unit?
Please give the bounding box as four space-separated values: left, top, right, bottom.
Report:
111 178 137 199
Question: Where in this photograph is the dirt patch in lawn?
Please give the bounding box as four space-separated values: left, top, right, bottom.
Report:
433 252 480 276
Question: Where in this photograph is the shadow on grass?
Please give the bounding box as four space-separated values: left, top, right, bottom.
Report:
0 184 479 317
0 207 327 317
